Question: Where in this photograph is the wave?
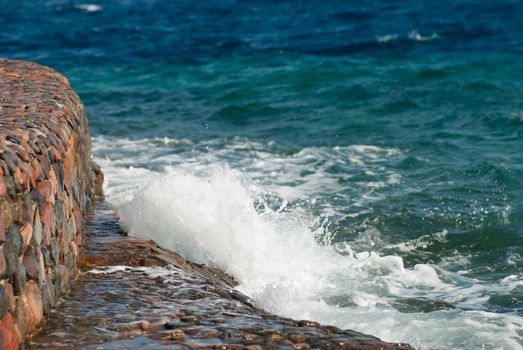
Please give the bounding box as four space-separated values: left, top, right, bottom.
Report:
73 4 103 13
102 168 521 348
376 34 399 43
408 30 439 42
375 31 439 45
93 136 523 349
93 136 404 217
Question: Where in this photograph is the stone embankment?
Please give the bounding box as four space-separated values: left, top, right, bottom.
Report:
0 58 103 349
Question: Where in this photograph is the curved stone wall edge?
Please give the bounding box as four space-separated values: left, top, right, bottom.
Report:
0 58 103 349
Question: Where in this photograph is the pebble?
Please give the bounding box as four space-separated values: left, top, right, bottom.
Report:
21 281 44 333
214 344 244 350
170 329 186 341
19 223 32 252
4 283 15 313
241 333 259 343
0 246 6 277
22 245 40 280
195 328 221 338
268 334 286 343
209 317 226 323
0 312 19 350
0 284 7 317
330 338 350 348
298 320 320 328
258 329 283 336
180 315 199 324
288 333 305 343
182 327 201 336
322 325 341 334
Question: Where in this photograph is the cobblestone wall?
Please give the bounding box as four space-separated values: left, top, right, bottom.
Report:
0 58 103 349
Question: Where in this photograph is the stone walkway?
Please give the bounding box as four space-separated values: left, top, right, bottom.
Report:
27 204 414 350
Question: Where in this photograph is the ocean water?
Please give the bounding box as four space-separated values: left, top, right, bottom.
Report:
2 1 523 348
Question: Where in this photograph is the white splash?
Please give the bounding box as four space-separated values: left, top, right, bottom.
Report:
74 4 103 12
408 30 439 42
376 34 399 43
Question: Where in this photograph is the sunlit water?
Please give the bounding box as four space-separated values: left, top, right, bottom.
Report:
94 135 522 349
2 1 523 348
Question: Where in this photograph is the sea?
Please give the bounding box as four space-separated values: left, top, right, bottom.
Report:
1 1 523 349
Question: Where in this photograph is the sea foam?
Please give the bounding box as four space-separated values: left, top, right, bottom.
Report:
74 4 103 12
408 30 439 42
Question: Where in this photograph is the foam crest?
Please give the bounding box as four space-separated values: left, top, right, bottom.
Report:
74 4 103 12
408 30 439 42
94 135 404 220
376 34 399 43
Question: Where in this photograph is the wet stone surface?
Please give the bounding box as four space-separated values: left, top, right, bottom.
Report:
28 204 414 350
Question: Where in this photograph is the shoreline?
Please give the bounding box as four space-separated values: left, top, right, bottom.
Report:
0 58 414 349
30 203 415 350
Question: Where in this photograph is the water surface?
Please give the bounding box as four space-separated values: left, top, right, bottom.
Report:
2 1 522 348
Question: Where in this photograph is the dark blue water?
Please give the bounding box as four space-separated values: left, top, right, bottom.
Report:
3 0 523 61
2 1 522 348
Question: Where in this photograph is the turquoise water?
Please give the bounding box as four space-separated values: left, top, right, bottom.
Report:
76 53 523 273
88 53 522 349
2 1 523 348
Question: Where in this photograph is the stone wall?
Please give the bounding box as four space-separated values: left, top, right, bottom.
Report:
0 58 103 349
